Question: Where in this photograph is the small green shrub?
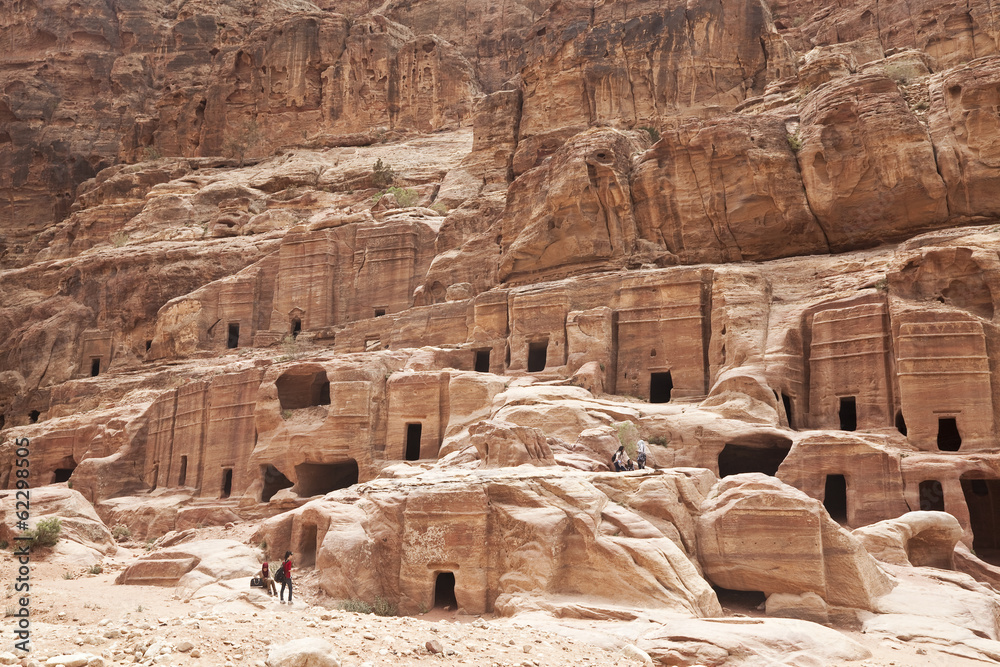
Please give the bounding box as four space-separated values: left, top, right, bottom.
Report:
87 564 103 575
639 126 660 143
338 599 373 614
62 571 77 580
373 596 397 617
787 131 802 153
112 524 132 542
142 146 162 161
430 202 449 215
111 231 130 248
371 158 395 188
874 277 889 292
281 409 293 420
374 186 419 207
649 435 668 447
33 517 62 548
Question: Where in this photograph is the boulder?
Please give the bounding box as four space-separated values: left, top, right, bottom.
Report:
853 511 962 569
115 539 261 595
639 617 871 666
265 638 340 667
0 487 115 563
696 474 894 610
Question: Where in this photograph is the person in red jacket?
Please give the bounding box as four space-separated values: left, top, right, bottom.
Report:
280 551 293 603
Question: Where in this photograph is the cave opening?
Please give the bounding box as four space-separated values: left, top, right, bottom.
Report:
294 460 359 496
276 367 331 410
261 464 293 501
227 323 240 349
90 358 101 377
938 417 962 452
824 474 848 523
474 349 491 373
527 340 548 372
712 586 766 613
919 479 944 512
52 456 77 484
895 411 907 436
291 317 301 339
650 372 673 403
177 455 188 486
839 397 857 431
718 441 790 478
961 476 1000 561
434 571 457 609
28 410 39 423
221 468 233 499
405 423 422 461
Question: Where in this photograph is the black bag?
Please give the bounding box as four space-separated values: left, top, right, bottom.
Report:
250 577 263 587
274 564 286 583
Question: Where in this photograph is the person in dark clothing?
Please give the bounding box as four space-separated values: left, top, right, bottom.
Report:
280 551 293 603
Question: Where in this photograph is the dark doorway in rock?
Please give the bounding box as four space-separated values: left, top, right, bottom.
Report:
294 460 359 496
919 479 944 512
434 572 457 609
961 477 1000 557
53 456 76 484
938 417 962 451
650 372 673 403
527 340 548 372
718 443 790 478
227 323 240 349
474 349 491 373
261 464 293 501
221 468 233 499
299 523 318 568
150 463 159 491
712 586 766 613
781 393 794 429
90 358 101 377
0 415 5 430
28 410 39 423
276 367 331 410
374 308 386 318
178 455 188 486
824 474 848 522
895 411 907 436
839 397 857 431
145 340 152 352
405 423 422 461
291 317 302 339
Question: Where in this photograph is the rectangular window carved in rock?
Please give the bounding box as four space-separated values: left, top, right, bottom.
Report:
527 340 548 372
839 397 857 431
227 323 240 349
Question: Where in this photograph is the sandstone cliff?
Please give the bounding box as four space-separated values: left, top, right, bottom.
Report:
6 0 1000 663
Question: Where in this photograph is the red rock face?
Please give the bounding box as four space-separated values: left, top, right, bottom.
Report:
10 0 1000 656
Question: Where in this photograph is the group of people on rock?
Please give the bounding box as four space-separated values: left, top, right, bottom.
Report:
258 551 294 603
613 439 649 472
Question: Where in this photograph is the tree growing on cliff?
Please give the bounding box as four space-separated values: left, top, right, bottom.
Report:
371 158 396 188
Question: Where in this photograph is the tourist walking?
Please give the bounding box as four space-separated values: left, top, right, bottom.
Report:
277 551 293 603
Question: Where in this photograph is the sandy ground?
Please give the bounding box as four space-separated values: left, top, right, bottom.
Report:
1 523 996 667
